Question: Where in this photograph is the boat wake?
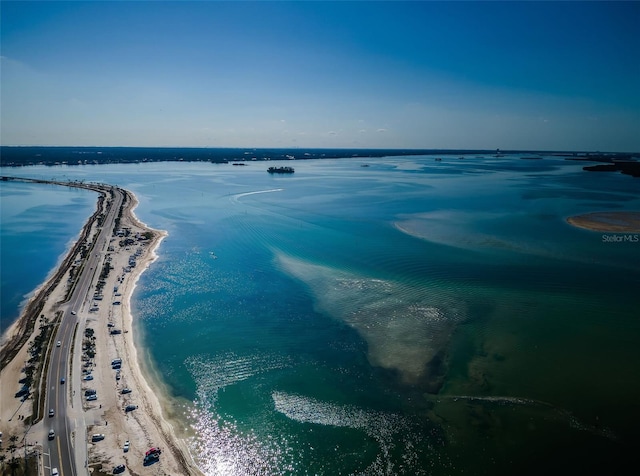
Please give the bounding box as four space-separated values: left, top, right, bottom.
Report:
230 188 283 204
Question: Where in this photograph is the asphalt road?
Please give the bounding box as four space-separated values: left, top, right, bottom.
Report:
44 186 123 476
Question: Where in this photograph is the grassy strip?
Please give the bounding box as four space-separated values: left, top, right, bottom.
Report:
32 310 62 424
69 323 78 386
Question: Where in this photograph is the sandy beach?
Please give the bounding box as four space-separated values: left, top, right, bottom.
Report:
0 179 202 475
566 211 640 232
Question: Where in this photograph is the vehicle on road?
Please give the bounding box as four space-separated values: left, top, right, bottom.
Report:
123 440 130 452
48 429 55 440
71 311 77 315
51 468 59 476
49 408 54 417
60 377 65 384
56 341 61 347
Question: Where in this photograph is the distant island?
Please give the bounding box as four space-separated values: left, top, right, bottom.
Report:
267 166 295 174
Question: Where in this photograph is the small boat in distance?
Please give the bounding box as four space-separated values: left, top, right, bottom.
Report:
267 166 295 174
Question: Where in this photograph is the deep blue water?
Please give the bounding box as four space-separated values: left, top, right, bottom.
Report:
2 154 639 475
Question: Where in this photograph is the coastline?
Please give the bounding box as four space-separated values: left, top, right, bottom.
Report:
0 180 202 475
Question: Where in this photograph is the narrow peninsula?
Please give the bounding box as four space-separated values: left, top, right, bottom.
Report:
0 177 201 476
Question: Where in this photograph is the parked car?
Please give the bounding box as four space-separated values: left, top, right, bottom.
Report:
86 394 98 401
121 388 132 394
91 434 105 442
125 404 137 412
14 387 29 398
84 374 94 381
123 440 130 452
145 447 161 456
113 464 125 474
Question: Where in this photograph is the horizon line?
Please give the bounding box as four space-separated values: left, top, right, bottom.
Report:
1 145 638 155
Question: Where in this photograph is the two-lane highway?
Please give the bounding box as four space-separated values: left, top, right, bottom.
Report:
44 186 123 476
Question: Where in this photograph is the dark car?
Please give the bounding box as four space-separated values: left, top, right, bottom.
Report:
14 387 29 398
112 464 125 474
60 377 65 384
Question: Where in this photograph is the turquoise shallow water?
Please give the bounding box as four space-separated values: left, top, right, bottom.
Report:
2 155 640 474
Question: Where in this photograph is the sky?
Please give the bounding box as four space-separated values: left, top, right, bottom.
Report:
1 1 639 151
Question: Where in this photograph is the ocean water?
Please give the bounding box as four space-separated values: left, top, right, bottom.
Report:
2 154 640 475
0 180 97 332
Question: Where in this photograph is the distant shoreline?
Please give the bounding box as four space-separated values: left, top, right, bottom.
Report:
1 145 637 168
566 211 640 232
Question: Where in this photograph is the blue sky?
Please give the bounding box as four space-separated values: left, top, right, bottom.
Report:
2 1 639 151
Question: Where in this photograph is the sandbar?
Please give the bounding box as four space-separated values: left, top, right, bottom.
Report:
566 211 640 232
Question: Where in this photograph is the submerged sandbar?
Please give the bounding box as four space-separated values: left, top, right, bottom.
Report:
567 211 640 232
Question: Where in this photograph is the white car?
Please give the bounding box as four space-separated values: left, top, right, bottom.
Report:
86 394 98 401
123 440 130 452
83 374 94 381
51 468 59 476
71 311 77 315
56 341 61 347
